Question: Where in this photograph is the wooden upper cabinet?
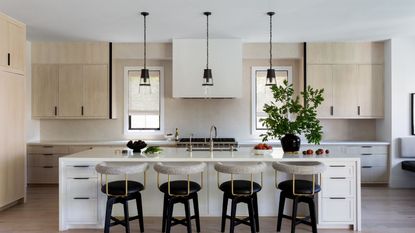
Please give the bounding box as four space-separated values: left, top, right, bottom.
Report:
83 65 108 118
357 65 384 117
58 65 83 117
307 65 333 118
332 65 358 118
8 22 25 72
307 43 332 64
0 17 8 67
32 64 59 117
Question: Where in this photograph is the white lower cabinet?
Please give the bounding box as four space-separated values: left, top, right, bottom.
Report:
66 198 98 223
321 197 354 222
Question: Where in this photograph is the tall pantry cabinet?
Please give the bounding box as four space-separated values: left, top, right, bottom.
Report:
0 12 26 209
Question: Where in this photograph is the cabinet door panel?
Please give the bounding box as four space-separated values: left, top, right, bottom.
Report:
332 65 358 117
307 65 333 118
32 64 59 117
8 22 25 72
357 65 384 117
306 43 332 64
58 65 83 117
0 17 8 67
83 65 108 117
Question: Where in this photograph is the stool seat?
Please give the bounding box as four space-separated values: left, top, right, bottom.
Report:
278 180 321 195
402 161 415 172
159 180 201 196
219 180 262 195
101 180 144 196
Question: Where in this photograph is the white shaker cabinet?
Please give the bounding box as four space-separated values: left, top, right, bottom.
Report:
172 39 242 98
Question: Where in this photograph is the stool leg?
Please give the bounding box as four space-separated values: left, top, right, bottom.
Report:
308 197 318 233
192 193 201 233
162 194 168 233
123 199 130 233
276 192 286 232
253 193 259 232
166 199 174 233
291 197 299 233
230 198 237 233
184 199 192 233
220 192 228 232
136 192 144 233
104 197 115 233
247 198 256 233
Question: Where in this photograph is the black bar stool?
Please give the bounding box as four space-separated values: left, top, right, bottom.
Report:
154 162 206 233
95 162 148 233
215 162 266 233
272 161 326 233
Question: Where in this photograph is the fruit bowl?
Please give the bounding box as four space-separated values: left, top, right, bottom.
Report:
253 149 273 155
253 143 273 155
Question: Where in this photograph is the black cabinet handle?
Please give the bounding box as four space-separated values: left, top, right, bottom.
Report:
330 177 346 179
361 146 372 148
43 166 53 168
73 165 89 168
361 153 373 156
362 166 373 168
73 177 89 180
329 197 346 200
7 53 10 66
329 165 346 168
54 106 57 116
330 106 334 116
358 106 360 115
43 146 53 148
43 154 53 156
81 106 84 116
73 197 90 200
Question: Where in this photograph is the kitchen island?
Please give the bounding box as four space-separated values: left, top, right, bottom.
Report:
59 147 361 231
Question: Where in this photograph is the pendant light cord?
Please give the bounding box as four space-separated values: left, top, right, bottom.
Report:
206 13 209 69
143 13 147 69
269 13 273 70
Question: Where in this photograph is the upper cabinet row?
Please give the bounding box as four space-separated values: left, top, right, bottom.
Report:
0 13 25 74
307 42 384 119
31 42 110 119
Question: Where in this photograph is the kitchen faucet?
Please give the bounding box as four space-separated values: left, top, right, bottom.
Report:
209 125 217 151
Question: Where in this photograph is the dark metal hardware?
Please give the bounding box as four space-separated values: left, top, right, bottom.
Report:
329 165 345 168
362 166 373 168
329 197 346 200
330 106 334 116
358 106 360 115
73 177 89 180
81 106 84 116
330 177 346 179
361 146 372 148
43 146 53 148
73 197 90 200
42 154 53 156
361 153 373 156
43 166 53 168
73 165 89 168
54 106 57 116
7 53 10 66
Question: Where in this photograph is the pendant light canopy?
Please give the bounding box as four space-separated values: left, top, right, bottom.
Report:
202 11 213 86
266 11 276 86
140 11 150 87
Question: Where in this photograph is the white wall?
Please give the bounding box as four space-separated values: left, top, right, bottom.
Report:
25 41 40 142
384 38 415 188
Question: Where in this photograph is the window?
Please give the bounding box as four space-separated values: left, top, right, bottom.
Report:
124 66 164 134
251 66 292 133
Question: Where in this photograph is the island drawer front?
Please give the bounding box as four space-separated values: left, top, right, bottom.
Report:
65 165 97 178
28 166 58 183
361 154 387 167
359 146 388 155
66 198 98 223
67 178 98 198
321 197 354 222
361 166 388 183
324 162 354 178
28 145 69 154
27 153 61 167
321 178 354 197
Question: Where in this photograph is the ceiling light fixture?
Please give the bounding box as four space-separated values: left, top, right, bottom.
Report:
140 11 150 87
266 11 276 86
202 11 213 86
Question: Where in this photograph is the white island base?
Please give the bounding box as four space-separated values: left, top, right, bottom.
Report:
59 147 361 231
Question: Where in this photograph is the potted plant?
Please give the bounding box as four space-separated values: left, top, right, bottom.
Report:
260 80 324 152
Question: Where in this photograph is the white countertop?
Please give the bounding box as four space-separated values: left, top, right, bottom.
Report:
60 147 360 162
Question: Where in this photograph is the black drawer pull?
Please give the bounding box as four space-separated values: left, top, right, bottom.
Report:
73 165 89 168
329 197 346 200
43 166 53 168
43 146 53 148
73 177 89 180
362 166 373 168
330 106 334 116
74 197 90 200
43 154 53 156
329 165 346 168
361 146 372 148
7 53 10 66
361 153 372 156
330 177 346 179
54 106 57 116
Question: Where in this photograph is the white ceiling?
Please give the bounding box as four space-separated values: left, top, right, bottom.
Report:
1 0 415 42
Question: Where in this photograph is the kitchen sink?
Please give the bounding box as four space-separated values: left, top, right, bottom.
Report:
186 148 238 152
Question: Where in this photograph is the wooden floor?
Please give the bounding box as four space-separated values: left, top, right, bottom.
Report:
0 186 414 233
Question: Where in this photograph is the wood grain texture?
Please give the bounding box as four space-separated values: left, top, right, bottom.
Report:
83 64 108 118
332 65 358 118
31 64 59 117
58 65 83 117
8 21 25 72
0 16 8 67
307 65 333 118
357 65 384 118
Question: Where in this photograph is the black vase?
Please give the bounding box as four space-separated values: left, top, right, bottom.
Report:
281 134 301 152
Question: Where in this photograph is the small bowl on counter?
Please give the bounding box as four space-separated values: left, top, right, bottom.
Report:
252 149 273 155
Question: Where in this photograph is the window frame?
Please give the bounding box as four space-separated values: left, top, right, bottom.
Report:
251 66 293 136
123 66 165 136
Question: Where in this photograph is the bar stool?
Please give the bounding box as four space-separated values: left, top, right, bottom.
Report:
272 161 326 233
95 162 148 233
215 162 266 233
154 162 206 233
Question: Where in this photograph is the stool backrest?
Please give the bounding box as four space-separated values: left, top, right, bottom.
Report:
272 161 326 175
214 162 266 175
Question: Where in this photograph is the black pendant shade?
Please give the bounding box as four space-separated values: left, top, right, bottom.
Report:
265 68 276 86
140 68 150 86
265 11 277 86
139 11 150 87
202 68 213 86
202 11 213 86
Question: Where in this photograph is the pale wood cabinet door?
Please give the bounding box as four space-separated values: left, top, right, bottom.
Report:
58 65 83 117
0 17 8 67
82 64 108 118
332 65 358 118
306 43 332 64
357 65 384 117
307 65 333 118
8 22 25 73
32 64 59 117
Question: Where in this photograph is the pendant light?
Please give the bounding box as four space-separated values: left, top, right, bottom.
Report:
202 11 213 86
140 12 150 87
266 11 277 86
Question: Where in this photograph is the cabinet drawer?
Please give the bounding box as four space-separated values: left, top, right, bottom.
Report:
324 163 354 178
28 145 69 154
27 153 61 167
321 197 354 222
359 145 388 154
67 178 98 198
361 154 387 167
65 165 97 178
321 178 354 197
27 166 58 184
66 198 98 223
361 166 388 183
